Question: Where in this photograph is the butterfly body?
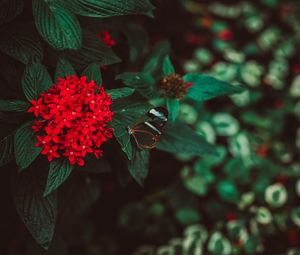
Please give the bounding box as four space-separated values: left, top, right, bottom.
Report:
128 107 168 149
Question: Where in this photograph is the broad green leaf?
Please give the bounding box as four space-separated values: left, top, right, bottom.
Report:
44 158 74 197
166 98 180 122
0 0 23 25
82 62 102 85
57 0 154 18
0 133 14 167
15 121 41 170
110 98 152 160
32 0 82 50
116 72 157 99
124 23 149 62
66 31 120 69
157 122 217 156
54 57 76 81
128 148 149 186
111 117 132 160
0 100 30 112
183 74 245 102
10 166 57 250
0 29 43 64
22 62 52 101
107 87 135 99
163 55 175 75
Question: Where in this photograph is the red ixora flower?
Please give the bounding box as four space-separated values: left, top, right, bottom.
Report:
99 31 116 48
28 75 114 166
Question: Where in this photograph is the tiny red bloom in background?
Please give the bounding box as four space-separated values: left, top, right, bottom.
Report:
218 29 233 41
28 75 114 166
99 31 116 48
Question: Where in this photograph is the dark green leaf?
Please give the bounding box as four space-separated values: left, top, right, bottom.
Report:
217 180 240 203
107 87 135 99
57 0 154 18
163 55 175 75
0 133 14 167
82 62 102 85
15 121 41 170
26 234 68 255
110 98 152 160
128 148 149 186
157 122 217 156
10 165 57 250
166 98 180 122
183 74 246 102
44 158 74 197
143 40 170 78
54 57 76 81
66 31 120 69
116 72 157 99
0 0 24 25
22 62 52 101
32 0 82 50
124 23 149 62
0 29 43 64
0 100 30 112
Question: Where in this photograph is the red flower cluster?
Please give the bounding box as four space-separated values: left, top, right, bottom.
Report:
160 73 193 99
99 31 116 48
28 75 114 166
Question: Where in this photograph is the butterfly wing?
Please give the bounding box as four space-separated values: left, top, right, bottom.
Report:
129 107 168 149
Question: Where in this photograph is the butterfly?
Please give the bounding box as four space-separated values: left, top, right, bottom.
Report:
128 107 168 149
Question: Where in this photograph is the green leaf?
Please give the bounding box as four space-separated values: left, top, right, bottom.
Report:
66 31 120 69
0 0 24 25
10 166 57 250
217 180 240 203
157 122 217 156
110 98 152 160
116 72 157 99
0 133 14 167
54 57 76 81
183 74 246 102
32 0 82 50
57 0 154 18
124 23 149 62
163 55 175 75
0 29 43 64
166 98 180 122
82 62 102 85
15 121 41 170
107 87 135 99
175 207 200 225
128 148 150 186
0 100 30 112
143 40 170 78
22 62 53 101
44 158 74 197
